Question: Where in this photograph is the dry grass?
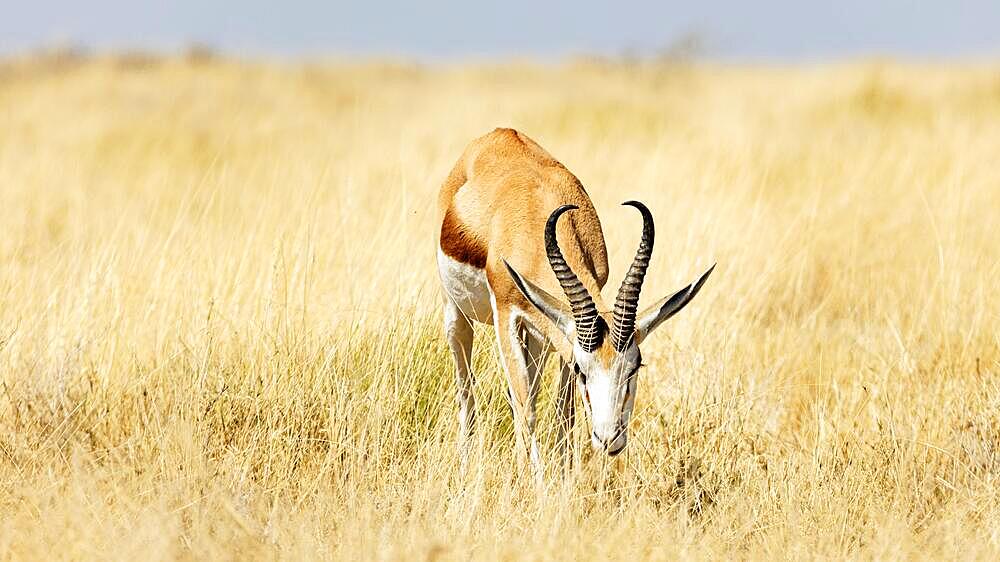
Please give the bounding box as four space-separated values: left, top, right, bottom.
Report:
1 53 999 560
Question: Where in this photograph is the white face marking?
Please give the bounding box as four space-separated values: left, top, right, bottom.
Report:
575 343 640 455
437 248 492 324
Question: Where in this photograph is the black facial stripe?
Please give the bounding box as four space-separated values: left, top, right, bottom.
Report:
620 367 638 414
611 423 627 444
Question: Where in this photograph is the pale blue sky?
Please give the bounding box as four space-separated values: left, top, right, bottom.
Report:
2 1 998 60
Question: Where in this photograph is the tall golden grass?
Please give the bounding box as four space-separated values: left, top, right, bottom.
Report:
1 53 999 560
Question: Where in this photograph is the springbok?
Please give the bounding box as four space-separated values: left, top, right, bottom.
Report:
436 128 713 475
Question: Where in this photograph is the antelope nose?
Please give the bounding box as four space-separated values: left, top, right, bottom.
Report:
592 430 614 449
592 429 627 456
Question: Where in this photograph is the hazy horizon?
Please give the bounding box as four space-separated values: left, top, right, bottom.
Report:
3 1 999 62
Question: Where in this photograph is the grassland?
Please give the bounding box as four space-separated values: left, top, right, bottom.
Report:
1 52 999 560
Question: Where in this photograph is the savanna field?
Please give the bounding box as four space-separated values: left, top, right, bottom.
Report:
1 52 999 560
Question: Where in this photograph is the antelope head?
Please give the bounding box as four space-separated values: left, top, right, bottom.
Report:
505 202 714 456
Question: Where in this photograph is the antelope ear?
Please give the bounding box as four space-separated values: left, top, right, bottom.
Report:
636 264 715 343
503 260 575 340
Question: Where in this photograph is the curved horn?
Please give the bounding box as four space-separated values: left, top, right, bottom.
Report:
612 201 654 351
545 205 601 352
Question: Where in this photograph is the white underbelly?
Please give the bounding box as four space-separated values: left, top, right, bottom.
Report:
437 248 493 324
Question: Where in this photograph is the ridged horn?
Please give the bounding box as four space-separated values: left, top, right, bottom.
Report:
612 201 654 351
545 205 601 352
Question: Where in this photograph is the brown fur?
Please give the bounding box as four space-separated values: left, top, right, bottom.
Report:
440 208 488 268
437 128 609 295
438 127 616 376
